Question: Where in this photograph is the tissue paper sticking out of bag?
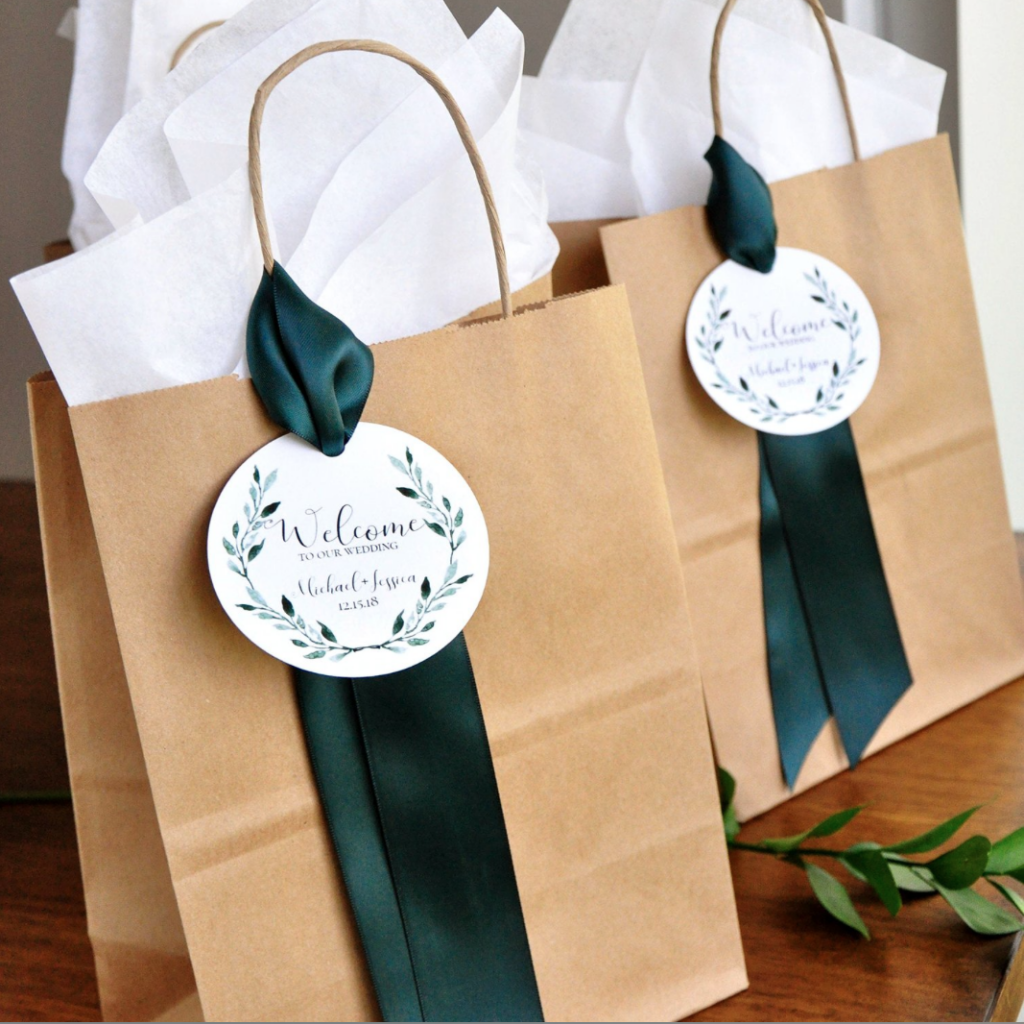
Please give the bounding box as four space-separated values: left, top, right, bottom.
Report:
62 0 133 250
122 0 250 114
627 0 946 214
86 0 468 241
14 8 556 408
523 0 945 222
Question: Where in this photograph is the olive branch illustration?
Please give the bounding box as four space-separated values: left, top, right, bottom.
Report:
694 269 868 424
222 453 473 663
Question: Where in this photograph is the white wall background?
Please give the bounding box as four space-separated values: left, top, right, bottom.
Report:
959 1 1024 529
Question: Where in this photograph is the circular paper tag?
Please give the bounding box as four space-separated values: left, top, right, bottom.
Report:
207 424 489 677
685 248 880 436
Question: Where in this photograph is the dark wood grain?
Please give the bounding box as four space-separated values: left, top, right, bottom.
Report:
2 481 1024 1022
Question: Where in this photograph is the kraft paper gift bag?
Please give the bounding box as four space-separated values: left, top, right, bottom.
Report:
28 372 203 1023
20 42 746 1022
600 0 1024 821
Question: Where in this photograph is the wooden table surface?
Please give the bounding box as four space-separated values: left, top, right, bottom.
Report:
3 478 1024 1023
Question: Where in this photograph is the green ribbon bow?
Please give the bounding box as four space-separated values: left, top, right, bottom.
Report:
247 264 543 1022
705 137 913 787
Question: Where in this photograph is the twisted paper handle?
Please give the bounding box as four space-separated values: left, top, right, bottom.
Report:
248 40 512 318
710 0 862 161
169 20 226 71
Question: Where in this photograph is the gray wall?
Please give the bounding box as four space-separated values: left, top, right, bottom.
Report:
0 0 958 480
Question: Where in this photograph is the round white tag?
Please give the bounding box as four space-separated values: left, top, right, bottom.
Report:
207 424 489 677
685 247 880 436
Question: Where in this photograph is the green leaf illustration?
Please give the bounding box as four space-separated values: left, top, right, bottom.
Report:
253 466 261 484
223 538 236 556
883 807 980 854
804 862 870 939
426 522 447 538
281 595 295 617
291 640 309 648
389 455 407 473
442 496 451 512
397 487 419 499
421 577 431 600
304 650 327 660
811 295 825 303
444 562 459 584
265 469 277 490
392 612 404 636
232 522 240 539
408 638 430 646
406 447 413 467
421 622 436 632
247 541 264 562
236 604 257 611
454 575 473 585
740 377 750 391
832 362 840 377
260 502 280 517
454 509 464 527
319 622 338 643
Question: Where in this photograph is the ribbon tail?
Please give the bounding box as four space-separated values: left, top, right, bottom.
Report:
759 434 832 788
353 634 544 1023
294 672 423 1022
761 422 913 768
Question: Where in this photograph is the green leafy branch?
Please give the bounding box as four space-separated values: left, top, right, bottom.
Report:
391 446 465 564
223 465 279 588
720 767 1024 939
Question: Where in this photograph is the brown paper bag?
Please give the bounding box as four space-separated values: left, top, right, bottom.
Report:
601 133 1024 820
550 219 619 296
29 371 203 1023
27 42 746 1021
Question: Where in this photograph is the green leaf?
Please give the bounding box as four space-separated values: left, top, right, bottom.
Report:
454 575 473 585
406 447 413 467
265 469 277 490
454 508 464 527
815 387 824 402
260 502 280 517
883 807 981 854
760 806 864 853
988 878 1024 917
842 848 901 916
986 826 1024 875
291 640 309 648
392 612 404 636
421 577 431 600
232 522 240 539
932 879 1023 935
223 538 236 556
408 638 430 646
281 595 294 617
253 466 261 484
889 863 937 894
247 541 264 562
426 522 447 538
235 604 257 612
832 362 840 377
421 621 435 632
804 862 870 939
304 650 327 661
444 562 458 584
717 767 736 814
811 294 825 303
740 377 750 391
397 487 419 499
319 622 337 643
442 496 451 512
927 835 991 889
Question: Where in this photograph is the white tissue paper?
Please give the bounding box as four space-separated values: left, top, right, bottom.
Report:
122 0 251 114
13 6 556 409
522 0 945 222
627 0 947 214
85 0 468 236
62 0 133 249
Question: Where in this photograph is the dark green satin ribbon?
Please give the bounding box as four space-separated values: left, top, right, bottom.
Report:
249 264 543 1021
706 137 913 786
